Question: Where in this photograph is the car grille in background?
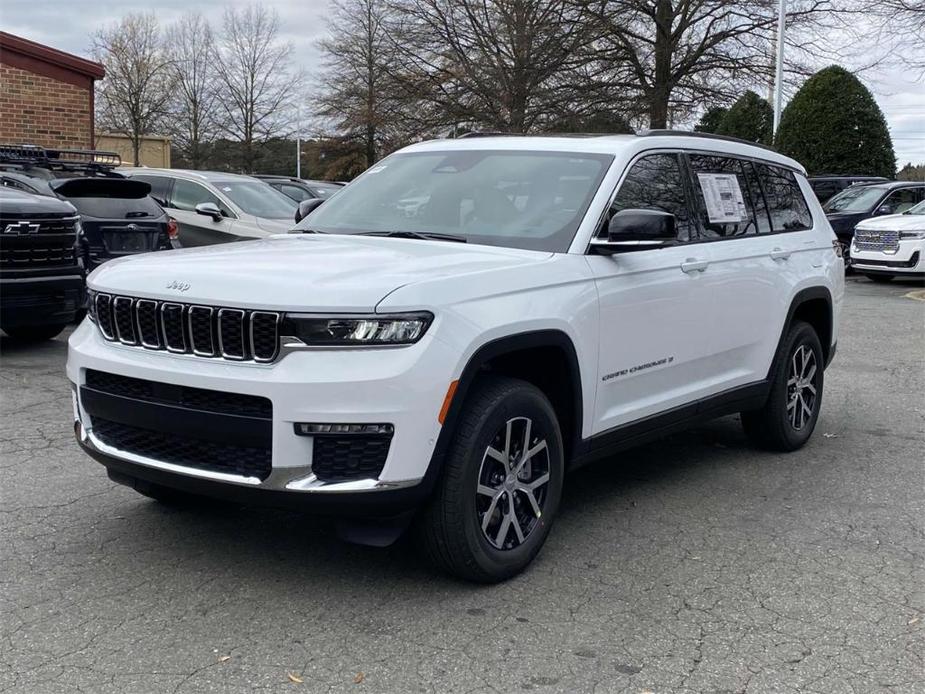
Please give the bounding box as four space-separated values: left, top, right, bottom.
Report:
92 417 272 480
93 293 280 362
312 435 392 482
854 229 900 253
0 216 79 269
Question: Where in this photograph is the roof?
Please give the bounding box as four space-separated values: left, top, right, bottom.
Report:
119 167 260 184
400 133 807 173
0 32 104 88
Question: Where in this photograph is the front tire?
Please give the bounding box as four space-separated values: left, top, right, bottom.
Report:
866 274 894 283
742 320 824 452
417 376 564 583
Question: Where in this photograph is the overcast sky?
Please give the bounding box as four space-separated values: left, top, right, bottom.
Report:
2 0 922 166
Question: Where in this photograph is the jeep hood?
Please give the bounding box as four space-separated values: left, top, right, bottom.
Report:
87 233 553 312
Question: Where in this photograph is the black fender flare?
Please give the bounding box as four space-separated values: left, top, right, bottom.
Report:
420 329 584 495
770 286 835 378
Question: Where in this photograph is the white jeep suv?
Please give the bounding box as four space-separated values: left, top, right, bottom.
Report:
68 133 844 582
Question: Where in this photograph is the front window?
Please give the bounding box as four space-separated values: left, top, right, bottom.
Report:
217 181 297 219
903 200 925 215
823 185 887 213
293 150 613 252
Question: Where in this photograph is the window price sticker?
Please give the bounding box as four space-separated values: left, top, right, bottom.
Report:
697 173 747 223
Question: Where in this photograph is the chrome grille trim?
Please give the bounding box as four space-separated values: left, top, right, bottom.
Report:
136 299 161 349
95 293 115 340
91 294 281 363
113 297 137 345
217 308 247 360
160 303 187 353
250 311 281 363
188 306 216 357
854 229 900 254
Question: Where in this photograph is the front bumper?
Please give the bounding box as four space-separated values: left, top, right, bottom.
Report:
1 273 85 328
850 241 925 276
68 319 457 510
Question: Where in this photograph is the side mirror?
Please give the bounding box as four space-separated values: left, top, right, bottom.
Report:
875 204 893 216
295 197 325 223
195 202 223 221
590 209 676 254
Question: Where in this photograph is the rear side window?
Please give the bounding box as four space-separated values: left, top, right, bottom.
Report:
279 183 312 201
66 195 163 219
130 175 172 206
757 165 812 232
611 153 696 242
688 154 761 238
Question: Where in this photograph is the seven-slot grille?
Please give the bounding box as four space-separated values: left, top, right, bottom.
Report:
92 293 280 362
854 229 900 253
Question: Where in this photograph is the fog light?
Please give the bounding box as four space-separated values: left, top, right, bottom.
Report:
294 423 394 436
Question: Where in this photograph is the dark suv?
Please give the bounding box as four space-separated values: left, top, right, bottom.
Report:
824 181 925 256
807 175 890 203
0 187 84 341
0 146 175 271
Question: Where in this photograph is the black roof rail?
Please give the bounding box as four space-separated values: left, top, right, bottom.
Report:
636 129 779 153
456 130 618 139
0 143 122 172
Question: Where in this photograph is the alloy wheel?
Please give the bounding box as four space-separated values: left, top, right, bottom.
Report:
787 344 818 431
476 416 550 550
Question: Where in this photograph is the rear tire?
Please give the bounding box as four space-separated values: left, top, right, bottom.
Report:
417 376 564 583
866 274 894 283
2 323 67 341
742 320 824 452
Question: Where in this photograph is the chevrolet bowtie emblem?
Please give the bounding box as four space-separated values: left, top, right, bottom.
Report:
3 221 40 235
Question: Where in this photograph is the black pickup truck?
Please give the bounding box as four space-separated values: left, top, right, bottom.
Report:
0 187 84 341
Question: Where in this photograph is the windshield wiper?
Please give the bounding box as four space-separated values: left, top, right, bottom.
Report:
357 230 467 243
289 228 328 234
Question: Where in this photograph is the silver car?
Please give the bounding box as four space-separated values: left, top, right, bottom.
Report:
121 168 297 247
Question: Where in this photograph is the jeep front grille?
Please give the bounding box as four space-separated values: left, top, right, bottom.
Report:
854 229 900 253
92 293 280 362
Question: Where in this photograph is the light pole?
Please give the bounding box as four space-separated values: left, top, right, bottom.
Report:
295 104 302 179
772 0 786 136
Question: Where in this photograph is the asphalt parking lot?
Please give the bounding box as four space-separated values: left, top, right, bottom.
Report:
1 276 922 694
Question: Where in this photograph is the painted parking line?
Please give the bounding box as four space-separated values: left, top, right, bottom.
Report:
904 290 925 301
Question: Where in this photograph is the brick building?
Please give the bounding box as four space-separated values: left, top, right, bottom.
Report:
0 32 105 150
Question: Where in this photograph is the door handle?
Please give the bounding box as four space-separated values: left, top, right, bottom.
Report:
680 258 709 273
769 247 792 261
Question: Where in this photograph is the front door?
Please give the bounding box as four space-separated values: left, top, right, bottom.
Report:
167 179 239 247
588 152 717 434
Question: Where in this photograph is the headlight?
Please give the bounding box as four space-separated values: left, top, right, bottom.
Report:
281 312 433 346
86 288 97 322
900 230 925 239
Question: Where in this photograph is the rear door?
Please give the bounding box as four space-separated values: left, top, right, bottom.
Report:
588 152 717 433
690 154 816 390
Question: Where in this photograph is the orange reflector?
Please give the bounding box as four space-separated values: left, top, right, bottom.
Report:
438 380 459 424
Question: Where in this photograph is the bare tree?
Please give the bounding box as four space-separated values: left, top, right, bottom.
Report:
92 13 174 165
391 0 605 133
168 12 221 169
585 0 834 129
315 0 409 168
213 4 297 172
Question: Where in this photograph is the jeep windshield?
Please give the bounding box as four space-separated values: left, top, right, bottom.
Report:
293 150 613 252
